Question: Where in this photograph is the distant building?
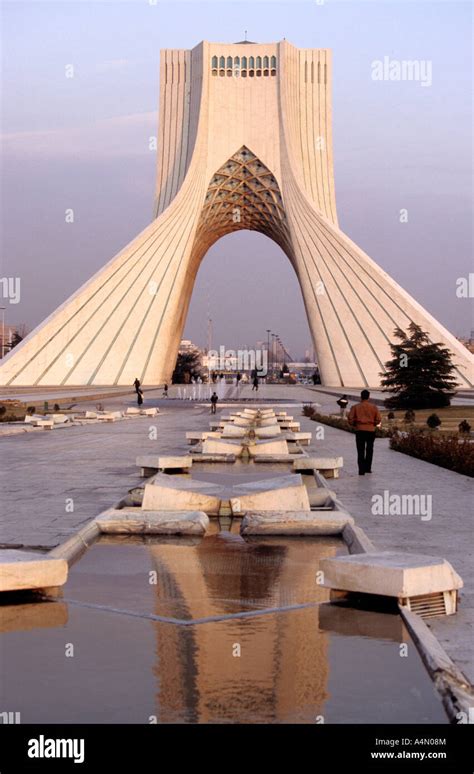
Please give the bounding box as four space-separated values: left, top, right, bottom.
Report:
458 336 474 355
178 339 201 354
0 324 19 358
288 361 317 373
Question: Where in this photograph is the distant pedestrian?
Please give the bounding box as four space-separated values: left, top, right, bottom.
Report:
347 390 382 475
252 375 259 391
137 388 144 407
210 391 218 414
162 383 168 398
133 377 141 394
337 394 348 418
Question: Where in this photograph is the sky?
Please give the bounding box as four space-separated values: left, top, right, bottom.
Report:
1 0 472 360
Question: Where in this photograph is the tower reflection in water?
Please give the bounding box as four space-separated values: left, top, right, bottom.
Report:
146 527 339 723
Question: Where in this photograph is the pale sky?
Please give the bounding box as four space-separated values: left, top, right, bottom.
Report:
1 0 472 360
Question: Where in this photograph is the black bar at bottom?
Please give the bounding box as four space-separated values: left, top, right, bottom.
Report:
0 724 472 772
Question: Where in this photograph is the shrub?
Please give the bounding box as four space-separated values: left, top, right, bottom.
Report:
27 406 36 415
458 420 471 435
307 411 391 438
426 413 441 429
54 403 60 412
0 406 6 417
302 404 316 418
404 410 416 423
390 429 474 477
387 411 395 421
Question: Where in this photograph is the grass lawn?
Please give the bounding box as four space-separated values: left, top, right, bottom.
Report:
380 405 474 435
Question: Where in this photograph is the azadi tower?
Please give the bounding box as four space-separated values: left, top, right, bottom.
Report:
1 40 472 387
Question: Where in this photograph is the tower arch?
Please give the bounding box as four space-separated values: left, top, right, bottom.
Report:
0 40 472 387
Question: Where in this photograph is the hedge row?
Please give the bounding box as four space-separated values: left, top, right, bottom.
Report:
390 430 474 477
302 406 391 438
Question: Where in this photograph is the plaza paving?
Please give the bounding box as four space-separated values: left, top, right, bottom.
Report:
0 383 472 685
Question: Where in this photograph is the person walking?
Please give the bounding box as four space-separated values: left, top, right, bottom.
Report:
133 377 141 394
210 391 218 414
347 390 381 475
137 387 144 407
162 383 168 398
337 394 348 418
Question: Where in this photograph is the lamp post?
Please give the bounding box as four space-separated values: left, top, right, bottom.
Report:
0 306 5 359
266 329 271 377
277 336 283 375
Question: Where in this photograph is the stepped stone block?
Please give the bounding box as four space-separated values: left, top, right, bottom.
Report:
320 551 463 599
230 474 310 513
202 437 243 456
248 438 289 457
293 457 343 478
259 417 279 427
96 508 208 535
0 550 68 592
254 425 282 438
142 474 223 513
241 510 354 535
221 424 247 438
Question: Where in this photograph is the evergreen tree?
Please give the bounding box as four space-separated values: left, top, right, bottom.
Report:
172 351 202 383
380 323 458 409
10 331 24 349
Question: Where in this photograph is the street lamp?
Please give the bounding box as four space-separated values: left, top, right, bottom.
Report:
276 336 283 374
0 306 5 359
266 329 271 377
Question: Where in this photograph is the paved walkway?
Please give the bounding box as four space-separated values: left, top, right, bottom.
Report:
296 410 474 685
1 386 472 683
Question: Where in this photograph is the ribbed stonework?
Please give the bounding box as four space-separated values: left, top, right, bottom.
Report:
1 40 472 387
